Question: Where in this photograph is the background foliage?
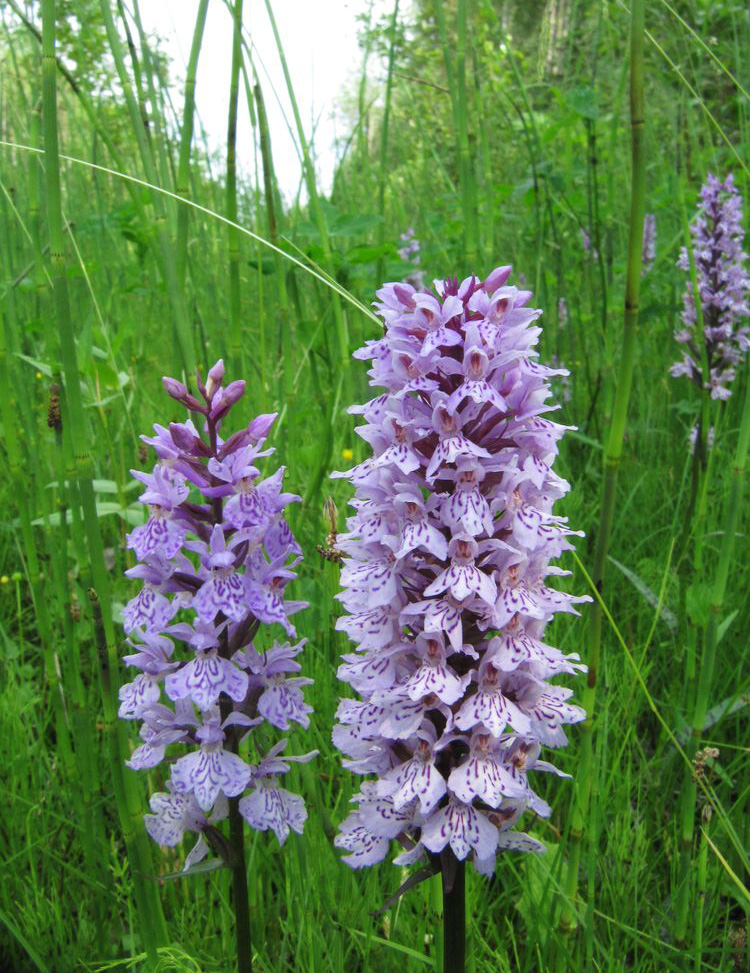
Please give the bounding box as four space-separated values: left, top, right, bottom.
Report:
0 0 748 970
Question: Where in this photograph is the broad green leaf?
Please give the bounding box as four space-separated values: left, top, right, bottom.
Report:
45 479 139 494
30 501 144 527
346 243 393 264
14 353 54 377
567 84 600 120
608 556 678 630
329 213 383 236
676 687 750 743
716 609 738 646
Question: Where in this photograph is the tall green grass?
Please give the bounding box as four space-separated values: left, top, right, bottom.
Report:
0 1 749 970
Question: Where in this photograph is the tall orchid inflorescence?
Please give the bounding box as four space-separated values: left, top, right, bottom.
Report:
331 267 588 879
671 174 750 400
119 361 315 867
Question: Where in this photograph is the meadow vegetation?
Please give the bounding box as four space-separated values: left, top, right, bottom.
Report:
0 0 748 970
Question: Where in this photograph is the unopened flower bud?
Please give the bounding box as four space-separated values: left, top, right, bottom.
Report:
218 428 253 459
205 359 225 400
169 422 211 456
163 376 188 401
248 412 277 442
483 265 512 292
392 283 416 308
210 380 246 421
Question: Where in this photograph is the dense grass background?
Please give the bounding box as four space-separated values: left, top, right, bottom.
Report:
0 0 749 970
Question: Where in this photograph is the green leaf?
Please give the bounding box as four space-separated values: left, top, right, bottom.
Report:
686 582 712 628
608 556 677 630
246 256 277 275
702 690 750 733
716 609 738 646
83 371 131 408
675 687 750 744
46 478 137 495
157 857 227 881
0 622 19 662
345 243 393 265
515 839 561 944
567 84 600 120
30 501 144 527
291 221 319 238
344 927 434 965
329 213 383 237
14 353 54 377
567 430 603 451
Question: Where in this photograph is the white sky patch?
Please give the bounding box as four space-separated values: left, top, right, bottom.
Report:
140 0 376 202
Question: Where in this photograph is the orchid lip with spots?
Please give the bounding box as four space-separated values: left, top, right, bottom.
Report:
331 268 588 879
120 361 316 868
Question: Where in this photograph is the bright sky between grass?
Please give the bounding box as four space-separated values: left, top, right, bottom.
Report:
141 0 381 202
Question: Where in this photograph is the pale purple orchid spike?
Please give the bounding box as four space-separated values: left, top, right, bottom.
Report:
398 226 426 290
120 360 316 869
642 213 656 275
331 267 589 884
671 174 750 401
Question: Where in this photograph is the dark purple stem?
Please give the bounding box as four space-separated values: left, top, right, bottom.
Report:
206 408 253 973
442 855 466 973
228 792 253 973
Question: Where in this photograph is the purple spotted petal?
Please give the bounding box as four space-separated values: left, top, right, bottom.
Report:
192 572 247 622
239 782 307 844
122 585 177 634
165 652 249 710
421 799 499 861
171 747 252 811
377 755 446 813
333 811 390 867
144 790 206 847
127 514 184 560
118 673 161 720
257 678 313 729
448 753 524 808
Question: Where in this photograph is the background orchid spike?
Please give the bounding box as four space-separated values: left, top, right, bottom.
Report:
331 268 589 883
398 226 426 290
120 359 316 868
671 174 750 400
642 213 656 275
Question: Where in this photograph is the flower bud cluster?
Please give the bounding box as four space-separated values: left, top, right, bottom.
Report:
671 174 750 400
331 268 588 875
120 360 315 866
